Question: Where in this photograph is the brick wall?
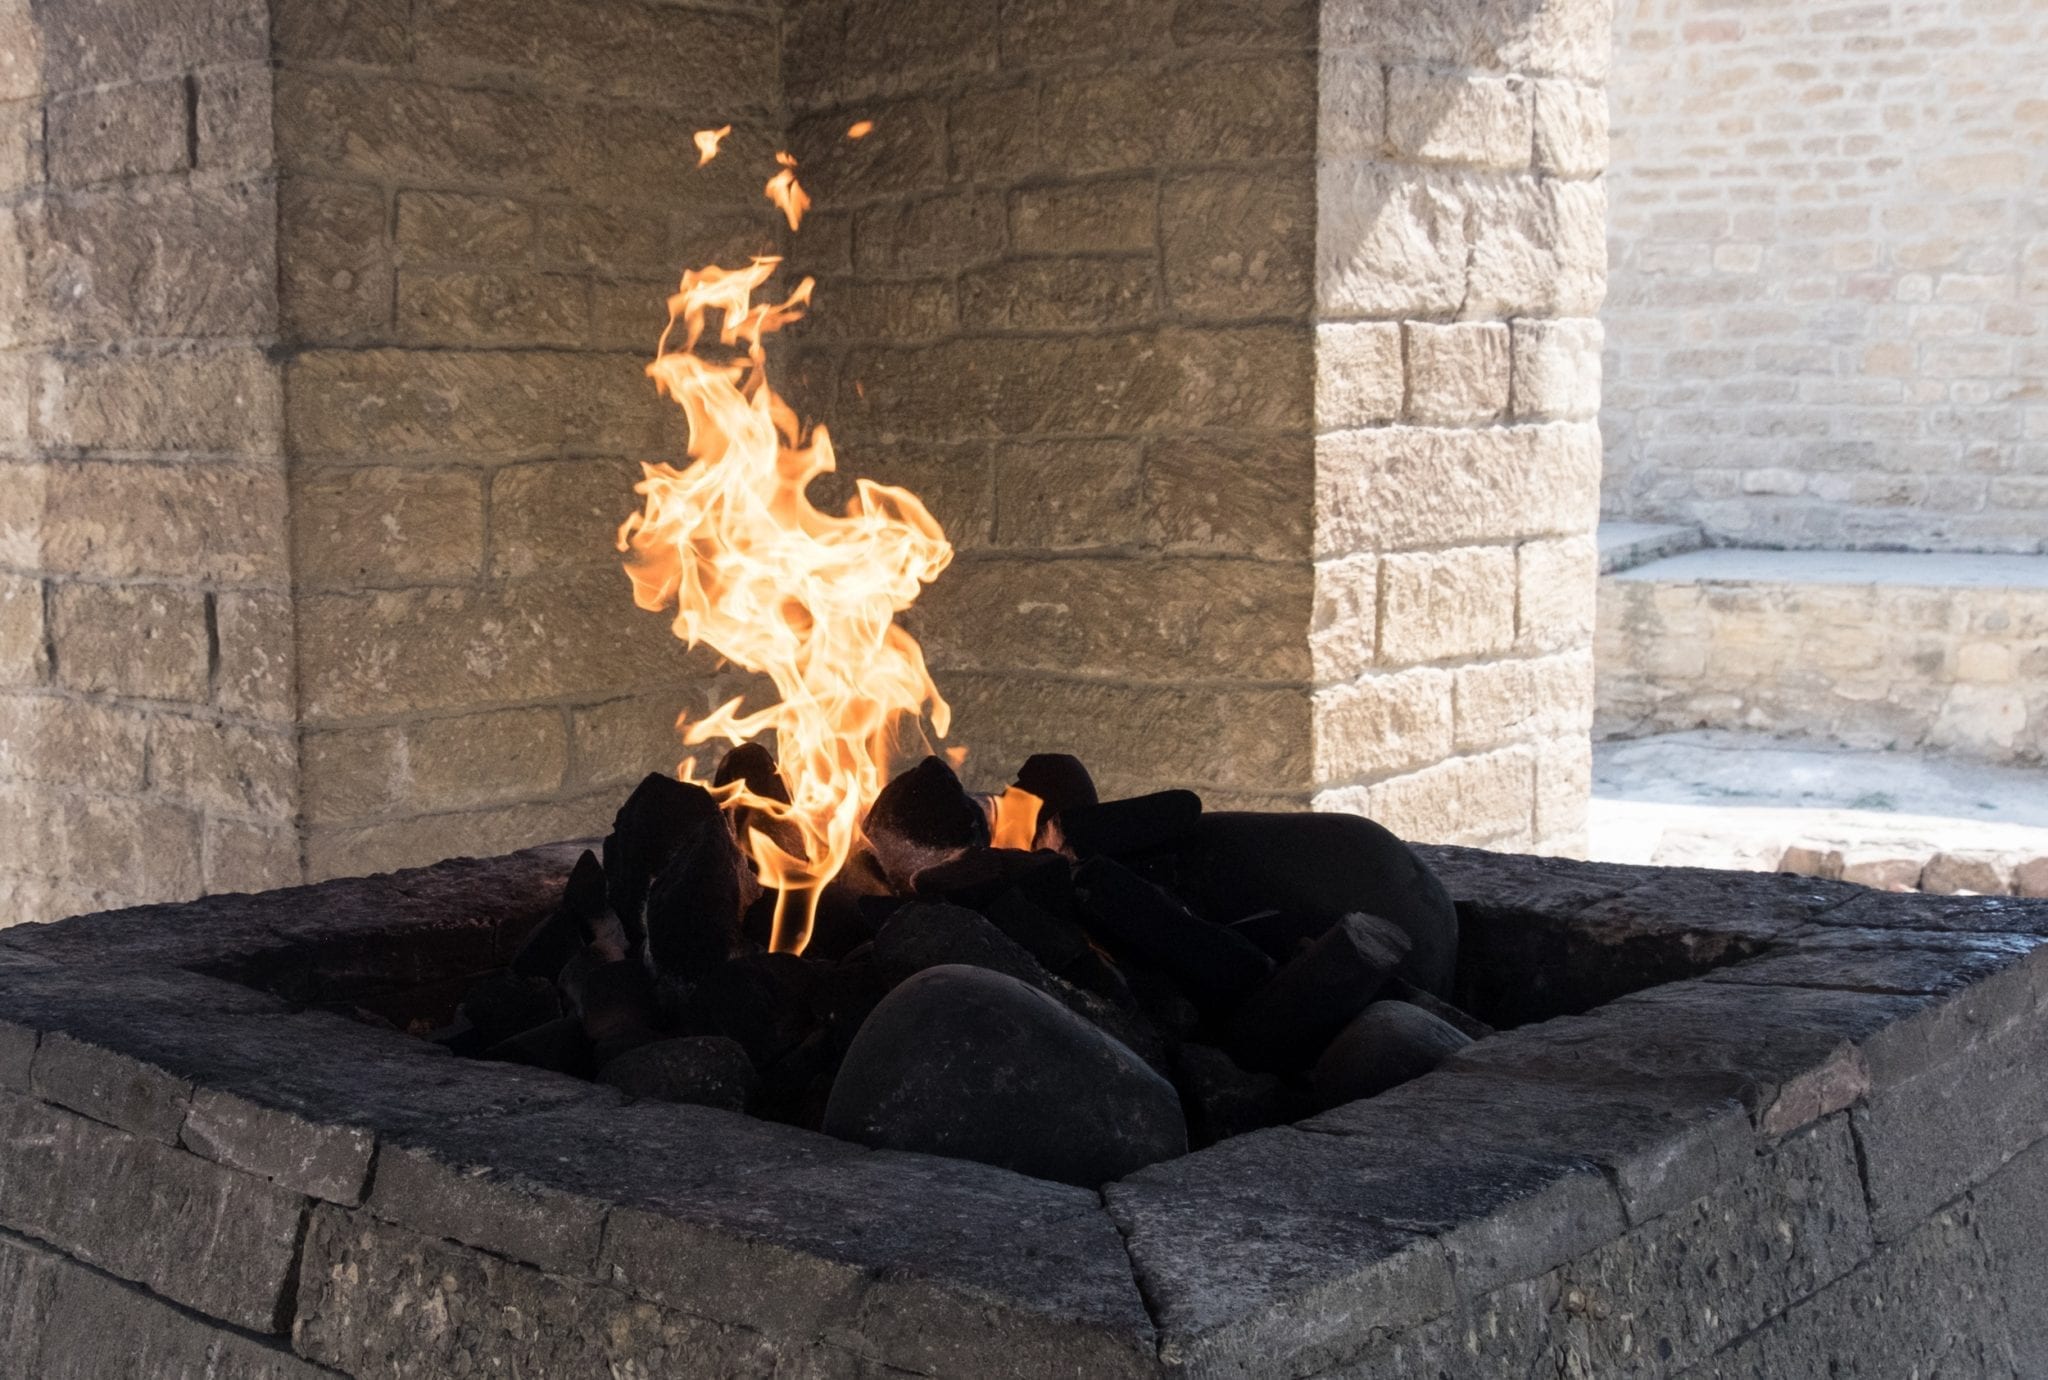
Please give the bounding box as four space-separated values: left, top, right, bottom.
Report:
1603 0 2048 553
0 0 298 920
1310 0 1609 852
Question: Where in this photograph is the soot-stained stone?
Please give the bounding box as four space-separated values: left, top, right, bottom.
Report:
458 971 562 1045
599 1036 757 1111
676 952 819 1069
564 959 659 1065
864 756 990 889
824 965 1186 1186
713 742 791 803
1313 1000 1473 1107
912 847 1074 915
604 774 725 955
484 1015 594 1078
1060 789 1203 859
1014 753 1098 827
981 890 1096 974
1174 1044 1312 1148
873 901 1050 989
511 849 607 980
641 809 752 981
1172 812 1459 997
1076 857 1273 1014
1223 913 1410 1074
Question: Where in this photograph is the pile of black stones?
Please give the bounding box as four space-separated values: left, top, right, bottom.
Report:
434 750 1491 1188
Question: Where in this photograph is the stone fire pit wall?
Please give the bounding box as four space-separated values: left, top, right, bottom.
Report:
1 0 1608 924
3 845 2046 1375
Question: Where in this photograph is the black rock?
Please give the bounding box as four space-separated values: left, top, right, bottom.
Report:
603 774 725 955
1170 812 1460 996
1075 856 1273 1015
1174 1044 1313 1148
512 849 609 979
823 964 1187 1187
980 890 1095 974
1387 977 1495 1041
911 847 1073 914
713 742 791 802
864 756 990 889
1223 909 1339 964
1059 789 1202 860
1013 753 1098 836
598 1036 757 1111
642 806 752 980
1313 1000 1474 1107
1223 912 1411 1074
564 959 660 1066
457 970 562 1045
483 1015 593 1078
676 952 819 1068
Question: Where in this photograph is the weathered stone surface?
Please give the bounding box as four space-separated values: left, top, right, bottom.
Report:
1386 67 1531 170
1379 546 1518 664
48 583 210 701
1404 321 1511 426
294 466 485 589
1531 80 1606 178
0 1231 334 1380
30 1029 193 1143
1317 162 1468 318
1510 316 1602 421
46 79 188 186
1314 321 1403 429
0 1092 305 1332
1161 168 1314 320
39 455 286 579
1315 423 1601 556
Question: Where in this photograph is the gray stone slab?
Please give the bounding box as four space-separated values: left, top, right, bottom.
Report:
0 1228 340 1380
1702 939 2037 998
1409 845 1649 919
1445 981 1928 1136
293 1206 785 1379
32 1030 195 1143
1102 1120 1623 1375
0 1091 306 1333
181 1086 376 1207
0 1020 32 1093
604 1146 1158 1378
1807 888 2048 937
1305 1070 1754 1227
1571 866 1864 939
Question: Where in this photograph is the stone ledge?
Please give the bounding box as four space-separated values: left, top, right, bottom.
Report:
0 842 2044 1376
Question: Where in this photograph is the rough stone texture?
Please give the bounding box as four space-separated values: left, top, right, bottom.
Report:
1602 0 2048 555
3 843 2048 1376
1598 551 2048 766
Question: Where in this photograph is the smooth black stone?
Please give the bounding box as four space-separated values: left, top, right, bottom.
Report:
603 774 724 955
713 742 791 803
1013 753 1099 827
598 1035 757 1111
981 890 1095 974
1170 812 1459 997
798 885 887 962
1075 857 1273 1015
564 959 659 1065
510 849 607 979
457 970 562 1045
823 964 1187 1187
676 952 819 1068
1223 909 1339 963
641 810 751 980
1174 1044 1313 1148
864 757 990 889
1056 945 1137 1007
874 902 1049 990
911 847 1073 916
1223 913 1411 1074
483 1015 593 1078
1313 1000 1474 1107
1387 977 1495 1041
1059 790 1203 860
1126 966 1202 1041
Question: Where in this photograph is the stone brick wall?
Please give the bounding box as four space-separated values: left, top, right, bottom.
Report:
271 0 784 881
1310 0 1609 852
0 0 298 921
1602 0 2048 553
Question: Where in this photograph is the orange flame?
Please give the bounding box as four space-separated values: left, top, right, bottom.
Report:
987 787 1043 851
846 119 875 139
693 125 731 166
766 152 809 230
618 257 954 954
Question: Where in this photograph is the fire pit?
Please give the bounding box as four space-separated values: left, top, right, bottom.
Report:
3 846 2046 1375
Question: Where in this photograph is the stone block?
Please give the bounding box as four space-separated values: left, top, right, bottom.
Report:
402 707 570 813
31 1029 192 1142
854 192 1005 274
1532 80 1607 177
489 456 643 578
991 439 1142 550
0 1091 305 1332
1921 850 2014 896
194 62 272 176
278 177 391 343
959 259 1155 332
48 583 210 701
1510 317 1603 421
1144 434 1314 561
416 0 777 107
913 556 1311 684
201 816 300 895
1357 745 1539 846
1404 322 1511 425
1007 177 1156 255
36 0 267 88
212 590 294 721
301 793 615 883
1380 545 1518 664
398 268 589 347
1466 176 1607 318
1036 56 1313 177
1311 668 1455 783
805 276 958 342
0 1232 333 1380
1534 733 1592 843
34 347 284 456
39 457 286 584
0 99 35 193
0 574 43 685
1318 162 1468 319
1315 422 1602 555
45 79 188 186
146 715 296 820
394 189 532 263
1319 49 1385 157
1387 67 1531 170
295 466 486 589
1311 554 1378 685
0 695 149 794
1315 321 1404 429
1162 168 1314 320
1518 535 1598 653
1453 650 1594 753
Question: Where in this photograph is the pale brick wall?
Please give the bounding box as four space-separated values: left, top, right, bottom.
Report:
0 0 298 920
1603 0 2048 553
1312 0 1610 853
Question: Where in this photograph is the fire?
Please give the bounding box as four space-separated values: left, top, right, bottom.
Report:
846 119 875 139
987 787 1043 851
693 126 731 166
618 250 953 955
765 152 809 230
